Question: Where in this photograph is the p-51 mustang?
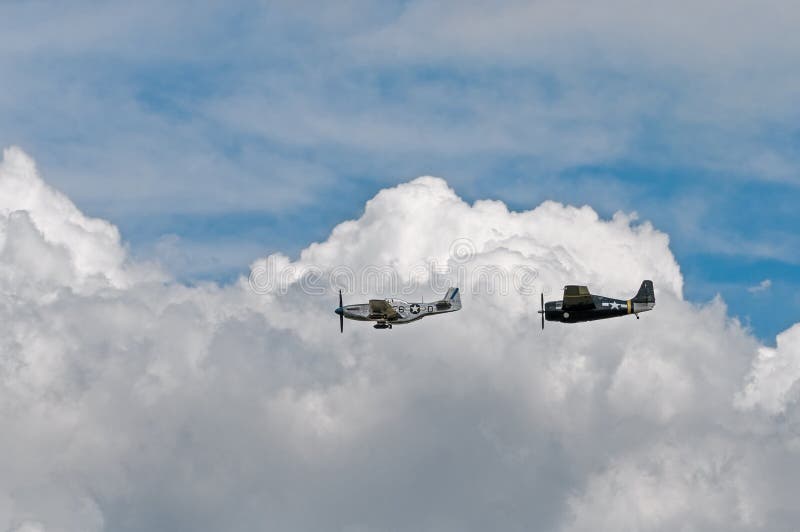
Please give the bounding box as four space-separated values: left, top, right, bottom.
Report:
335 288 462 331
538 280 655 329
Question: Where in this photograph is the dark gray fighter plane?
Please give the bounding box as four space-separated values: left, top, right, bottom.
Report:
538 280 655 329
335 287 461 331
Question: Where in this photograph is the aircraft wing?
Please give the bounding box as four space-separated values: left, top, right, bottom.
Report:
562 285 595 310
369 299 399 319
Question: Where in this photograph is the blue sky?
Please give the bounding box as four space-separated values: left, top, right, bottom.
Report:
2 0 799 341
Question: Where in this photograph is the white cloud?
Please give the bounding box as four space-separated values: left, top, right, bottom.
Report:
0 147 164 293
748 279 772 294
565 441 759 531
736 323 800 415
1 147 800 530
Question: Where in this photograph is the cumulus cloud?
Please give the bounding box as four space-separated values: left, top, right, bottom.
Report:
1 146 800 531
736 323 800 415
0 147 163 293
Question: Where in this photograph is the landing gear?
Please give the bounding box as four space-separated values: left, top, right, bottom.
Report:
374 322 392 330
635 314 640 320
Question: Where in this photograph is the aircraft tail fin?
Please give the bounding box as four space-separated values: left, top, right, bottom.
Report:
436 287 462 311
631 280 655 313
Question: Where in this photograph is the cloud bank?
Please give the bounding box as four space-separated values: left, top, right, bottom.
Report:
1 146 799 531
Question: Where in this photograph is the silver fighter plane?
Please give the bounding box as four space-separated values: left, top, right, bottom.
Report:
335 287 462 331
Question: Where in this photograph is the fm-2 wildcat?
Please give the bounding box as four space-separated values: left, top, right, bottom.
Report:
538 280 655 329
335 287 461 331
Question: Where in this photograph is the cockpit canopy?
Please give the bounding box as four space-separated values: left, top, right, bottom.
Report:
563 285 594 310
564 285 590 297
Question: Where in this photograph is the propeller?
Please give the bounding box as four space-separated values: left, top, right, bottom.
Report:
338 290 344 333
538 292 545 330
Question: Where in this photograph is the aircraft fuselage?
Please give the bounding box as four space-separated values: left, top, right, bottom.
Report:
335 288 462 330
544 295 640 323
338 299 457 324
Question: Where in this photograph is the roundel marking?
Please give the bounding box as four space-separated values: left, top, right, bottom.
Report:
410 303 421 314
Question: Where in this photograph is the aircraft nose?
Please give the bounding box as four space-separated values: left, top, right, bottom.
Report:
335 307 343 316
